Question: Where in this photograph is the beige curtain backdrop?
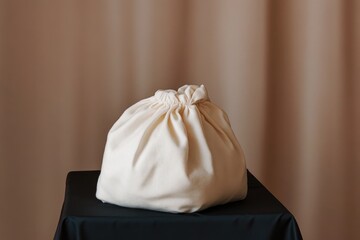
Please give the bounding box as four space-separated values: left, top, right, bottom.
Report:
1 0 359 239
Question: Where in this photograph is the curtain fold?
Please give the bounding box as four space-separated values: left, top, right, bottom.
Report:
0 1 359 239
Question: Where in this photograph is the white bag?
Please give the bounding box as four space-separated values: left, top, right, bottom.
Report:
96 85 247 213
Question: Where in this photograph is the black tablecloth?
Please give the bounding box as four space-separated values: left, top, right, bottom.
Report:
54 171 302 240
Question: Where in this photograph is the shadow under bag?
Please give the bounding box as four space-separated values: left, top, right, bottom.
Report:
96 84 247 213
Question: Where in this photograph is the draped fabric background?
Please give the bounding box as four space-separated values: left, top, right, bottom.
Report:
0 0 359 239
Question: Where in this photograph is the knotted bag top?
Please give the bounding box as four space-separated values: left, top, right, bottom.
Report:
154 85 209 106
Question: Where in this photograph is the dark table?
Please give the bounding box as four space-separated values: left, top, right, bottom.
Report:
54 171 302 240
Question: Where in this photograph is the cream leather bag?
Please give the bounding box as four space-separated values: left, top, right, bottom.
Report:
96 85 247 213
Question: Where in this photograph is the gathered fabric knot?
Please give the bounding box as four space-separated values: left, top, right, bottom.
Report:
155 85 209 106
